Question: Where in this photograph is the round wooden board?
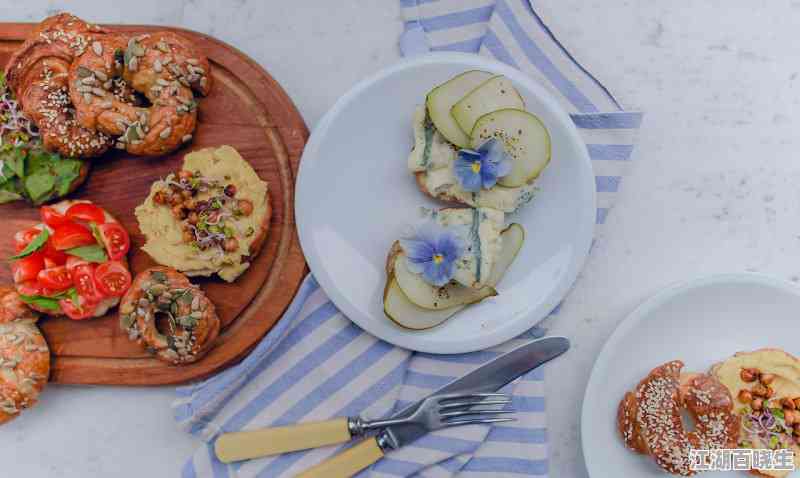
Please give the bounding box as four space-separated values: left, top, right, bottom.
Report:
0 24 308 385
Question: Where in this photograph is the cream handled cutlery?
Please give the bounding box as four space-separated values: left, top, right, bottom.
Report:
214 336 570 476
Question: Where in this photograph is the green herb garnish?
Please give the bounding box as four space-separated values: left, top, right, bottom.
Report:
9 229 49 259
66 244 107 263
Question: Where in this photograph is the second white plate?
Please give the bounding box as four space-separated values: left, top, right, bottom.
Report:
582 273 800 477
296 52 596 353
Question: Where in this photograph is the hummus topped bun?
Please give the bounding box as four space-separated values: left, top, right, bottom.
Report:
616 360 739 476
711 349 800 477
119 267 219 365
135 145 270 282
0 290 48 425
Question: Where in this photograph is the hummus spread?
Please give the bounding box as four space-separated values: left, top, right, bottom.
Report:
136 145 269 282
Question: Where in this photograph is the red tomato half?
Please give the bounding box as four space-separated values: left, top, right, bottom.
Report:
72 263 104 303
42 239 68 266
99 223 130 260
66 256 89 272
65 203 106 225
51 222 95 250
94 261 131 297
40 206 70 228
60 298 96 320
12 252 44 283
38 266 72 291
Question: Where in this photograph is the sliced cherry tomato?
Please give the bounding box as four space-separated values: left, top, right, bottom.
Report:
66 256 89 272
11 252 44 283
51 222 95 250
14 227 43 253
65 203 106 225
40 206 70 228
94 261 131 297
37 266 72 291
16 281 42 296
59 298 96 320
72 263 105 303
99 223 130 260
42 239 68 266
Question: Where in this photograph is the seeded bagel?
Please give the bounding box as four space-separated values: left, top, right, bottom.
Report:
119 267 219 365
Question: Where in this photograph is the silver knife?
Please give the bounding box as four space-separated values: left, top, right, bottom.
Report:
289 336 570 478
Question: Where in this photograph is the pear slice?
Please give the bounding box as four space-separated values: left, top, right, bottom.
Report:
470 109 551 188
451 75 524 135
383 223 525 330
425 70 492 148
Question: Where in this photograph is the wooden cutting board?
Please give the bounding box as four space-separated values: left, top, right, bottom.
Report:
0 23 309 385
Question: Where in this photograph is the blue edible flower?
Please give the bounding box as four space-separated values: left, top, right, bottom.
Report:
400 221 465 287
453 138 513 192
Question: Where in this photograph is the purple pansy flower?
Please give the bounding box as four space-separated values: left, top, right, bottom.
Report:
400 221 465 287
453 138 513 192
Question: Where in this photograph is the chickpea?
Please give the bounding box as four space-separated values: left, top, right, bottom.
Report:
184 199 196 211
224 237 239 252
224 184 237 197
783 398 797 410
182 230 194 244
794 398 800 409
787 410 798 426
765 386 775 399
752 397 764 411
154 190 167 205
740 368 759 383
752 383 769 398
178 170 193 181
237 199 254 216
187 212 199 225
172 205 187 220
168 192 183 206
181 189 192 200
738 389 753 404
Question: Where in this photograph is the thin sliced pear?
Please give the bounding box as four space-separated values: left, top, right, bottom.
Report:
383 224 525 330
451 75 524 135
425 70 492 148
470 109 551 188
393 254 497 310
383 277 462 330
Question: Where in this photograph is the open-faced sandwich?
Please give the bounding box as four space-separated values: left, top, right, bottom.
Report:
711 349 800 477
8 200 132 319
136 145 270 282
383 207 524 330
409 71 551 213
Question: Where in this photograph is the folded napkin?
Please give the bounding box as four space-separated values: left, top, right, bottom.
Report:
174 1 642 476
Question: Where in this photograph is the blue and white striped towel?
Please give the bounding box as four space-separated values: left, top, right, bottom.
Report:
174 1 643 476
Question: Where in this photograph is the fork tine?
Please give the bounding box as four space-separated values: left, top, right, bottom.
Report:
441 409 516 418
444 417 517 427
439 399 512 410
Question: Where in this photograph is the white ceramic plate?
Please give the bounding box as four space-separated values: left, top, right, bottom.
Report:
295 52 595 353
582 273 800 477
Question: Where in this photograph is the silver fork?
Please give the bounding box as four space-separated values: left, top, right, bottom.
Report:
348 392 516 437
215 392 515 463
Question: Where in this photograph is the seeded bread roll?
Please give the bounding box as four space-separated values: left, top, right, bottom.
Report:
0 290 48 425
616 361 739 476
119 267 219 365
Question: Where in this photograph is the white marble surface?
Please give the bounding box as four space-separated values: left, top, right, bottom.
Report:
3 1 800 477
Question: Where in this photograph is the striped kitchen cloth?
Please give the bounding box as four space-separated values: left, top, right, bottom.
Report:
174 1 642 477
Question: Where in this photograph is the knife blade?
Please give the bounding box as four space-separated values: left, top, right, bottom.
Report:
381 335 569 449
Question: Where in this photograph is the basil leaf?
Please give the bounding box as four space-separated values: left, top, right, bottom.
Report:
3 148 25 178
89 222 106 248
9 229 49 259
66 245 107 263
19 294 60 311
24 172 55 202
0 189 22 203
52 159 82 196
